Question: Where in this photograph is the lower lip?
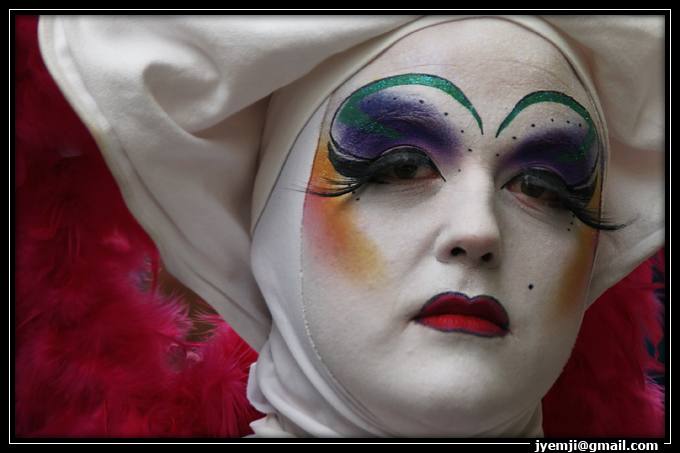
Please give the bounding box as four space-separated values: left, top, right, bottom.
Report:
415 293 509 338
417 314 506 337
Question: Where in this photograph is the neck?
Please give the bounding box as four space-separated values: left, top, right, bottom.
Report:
253 402 544 438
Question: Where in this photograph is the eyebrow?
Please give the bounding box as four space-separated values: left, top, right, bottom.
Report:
335 74 484 138
495 91 597 163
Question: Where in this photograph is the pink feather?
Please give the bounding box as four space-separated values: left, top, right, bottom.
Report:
542 250 665 437
14 15 261 438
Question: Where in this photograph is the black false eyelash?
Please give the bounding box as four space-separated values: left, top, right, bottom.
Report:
508 169 628 231
306 138 443 197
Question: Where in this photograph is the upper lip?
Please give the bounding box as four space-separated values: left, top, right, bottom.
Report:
413 292 510 331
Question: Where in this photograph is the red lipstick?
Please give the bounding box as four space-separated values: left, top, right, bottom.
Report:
414 292 509 337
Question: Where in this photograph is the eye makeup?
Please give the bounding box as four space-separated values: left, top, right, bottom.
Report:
331 89 458 161
308 74 481 197
496 91 597 163
307 75 623 231
496 91 623 231
334 73 483 142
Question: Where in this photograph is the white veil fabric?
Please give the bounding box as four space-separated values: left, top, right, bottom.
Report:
38 15 665 437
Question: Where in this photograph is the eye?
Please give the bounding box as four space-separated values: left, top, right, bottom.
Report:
372 147 443 183
379 162 439 182
504 172 563 206
393 163 419 179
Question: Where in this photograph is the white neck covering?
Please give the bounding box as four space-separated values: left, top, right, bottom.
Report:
37 15 664 438
248 100 404 436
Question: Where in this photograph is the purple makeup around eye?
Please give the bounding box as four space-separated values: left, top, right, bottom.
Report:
328 74 484 163
330 89 460 161
502 129 600 187
496 90 602 187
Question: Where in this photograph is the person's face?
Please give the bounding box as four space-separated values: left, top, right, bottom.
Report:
300 19 602 436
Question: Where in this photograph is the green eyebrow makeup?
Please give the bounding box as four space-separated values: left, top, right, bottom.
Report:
335 73 484 139
495 91 597 163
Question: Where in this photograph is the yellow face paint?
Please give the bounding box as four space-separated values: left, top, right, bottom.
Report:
303 134 386 285
556 182 602 316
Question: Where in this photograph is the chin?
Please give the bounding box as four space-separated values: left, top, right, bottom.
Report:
366 383 544 437
339 346 553 437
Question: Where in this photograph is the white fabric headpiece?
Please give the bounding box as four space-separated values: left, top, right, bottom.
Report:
38 15 665 436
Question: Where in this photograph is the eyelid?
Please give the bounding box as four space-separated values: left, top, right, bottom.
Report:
502 168 574 210
375 146 439 168
502 168 566 191
501 167 567 190
372 146 445 181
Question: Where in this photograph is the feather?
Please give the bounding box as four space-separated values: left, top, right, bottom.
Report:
542 250 665 438
14 15 261 438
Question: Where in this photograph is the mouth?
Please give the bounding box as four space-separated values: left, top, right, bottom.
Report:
413 292 509 337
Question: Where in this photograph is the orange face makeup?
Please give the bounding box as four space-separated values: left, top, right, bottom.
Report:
555 186 601 316
303 133 386 285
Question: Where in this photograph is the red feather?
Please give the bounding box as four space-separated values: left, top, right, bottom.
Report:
14 15 261 438
542 250 665 437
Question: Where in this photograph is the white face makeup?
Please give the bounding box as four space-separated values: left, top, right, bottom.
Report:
300 19 604 436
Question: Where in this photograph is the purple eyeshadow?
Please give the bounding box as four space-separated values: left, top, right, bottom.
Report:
330 89 461 162
500 129 599 187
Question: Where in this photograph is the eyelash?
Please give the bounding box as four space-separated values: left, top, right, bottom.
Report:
305 138 443 197
503 169 624 231
306 141 625 231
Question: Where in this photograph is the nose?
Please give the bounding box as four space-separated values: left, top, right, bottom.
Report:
433 177 502 269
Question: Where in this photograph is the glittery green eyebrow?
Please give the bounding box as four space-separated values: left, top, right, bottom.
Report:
335 73 484 139
495 91 597 162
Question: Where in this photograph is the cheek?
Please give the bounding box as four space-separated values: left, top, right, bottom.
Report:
555 221 598 315
555 183 602 316
302 139 386 285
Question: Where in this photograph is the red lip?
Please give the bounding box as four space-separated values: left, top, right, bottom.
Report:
414 292 509 337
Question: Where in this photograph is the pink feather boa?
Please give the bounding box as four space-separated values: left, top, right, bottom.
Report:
14 15 261 438
542 249 665 438
14 15 664 438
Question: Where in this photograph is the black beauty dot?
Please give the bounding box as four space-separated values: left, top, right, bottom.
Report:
551 118 554 122
419 100 424 104
528 284 534 290
468 149 472 152
496 153 499 157
566 120 570 124
461 130 464 133
393 97 397 100
579 123 582 127
512 136 517 140
531 124 535 127
356 198 360 201
444 112 449 116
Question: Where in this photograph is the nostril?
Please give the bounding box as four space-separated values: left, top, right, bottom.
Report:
481 253 494 262
451 247 466 257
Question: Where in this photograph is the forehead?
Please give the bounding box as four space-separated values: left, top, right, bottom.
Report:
328 18 593 123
